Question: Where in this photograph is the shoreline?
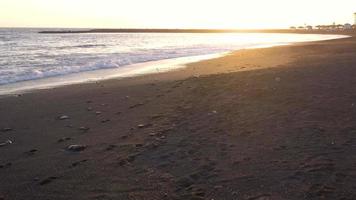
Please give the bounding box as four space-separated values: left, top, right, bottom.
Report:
0 33 349 96
1 33 356 199
0 53 224 96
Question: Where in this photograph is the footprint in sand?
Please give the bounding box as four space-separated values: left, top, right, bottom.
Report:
0 162 12 169
24 149 38 156
70 159 88 168
39 176 59 185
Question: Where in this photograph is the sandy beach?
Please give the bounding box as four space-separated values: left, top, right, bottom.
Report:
1 33 356 200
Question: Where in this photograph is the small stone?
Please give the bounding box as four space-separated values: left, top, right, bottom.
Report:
87 107 93 111
149 133 157 136
95 111 102 115
101 119 110 123
106 145 117 151
57 137 71 143
58 115 69 120
0 140 13 147
135 144 144 148
138 124 145 128
79 127 90 131
66 145 87 152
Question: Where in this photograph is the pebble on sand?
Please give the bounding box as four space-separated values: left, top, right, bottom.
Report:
149 133 158 136
138 124 146 128
66 145 87 152
138 124 152 129
57 137 72 143
0 140 13 147
58 115 70 120
79 127 90 131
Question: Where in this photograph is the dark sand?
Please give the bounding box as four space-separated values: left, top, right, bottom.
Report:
1 34 356 200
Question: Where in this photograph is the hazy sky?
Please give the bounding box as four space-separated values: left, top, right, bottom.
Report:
1 0 355 29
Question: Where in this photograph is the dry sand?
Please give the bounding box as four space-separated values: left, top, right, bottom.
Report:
1 34 356 200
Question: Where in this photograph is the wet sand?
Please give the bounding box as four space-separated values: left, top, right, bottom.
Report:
1 34 356 200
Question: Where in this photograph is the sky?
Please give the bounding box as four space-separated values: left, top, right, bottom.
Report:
1 0 355 29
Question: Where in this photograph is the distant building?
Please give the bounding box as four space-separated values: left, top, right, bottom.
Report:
306 25 313 30
344 23 352 30
290 26 297 30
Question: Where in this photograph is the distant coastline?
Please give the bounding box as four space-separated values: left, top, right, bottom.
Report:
38 28 356 34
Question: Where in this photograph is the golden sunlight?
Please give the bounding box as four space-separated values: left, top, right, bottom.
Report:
1 0 355 28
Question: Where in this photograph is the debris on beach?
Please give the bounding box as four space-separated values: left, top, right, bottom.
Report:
0 140 13 147
66 145 87 152
58 115 69 120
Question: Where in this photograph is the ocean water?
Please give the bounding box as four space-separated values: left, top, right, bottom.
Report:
0 28 348 89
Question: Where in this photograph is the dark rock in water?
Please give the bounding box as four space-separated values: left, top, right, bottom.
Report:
66 145 87 152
